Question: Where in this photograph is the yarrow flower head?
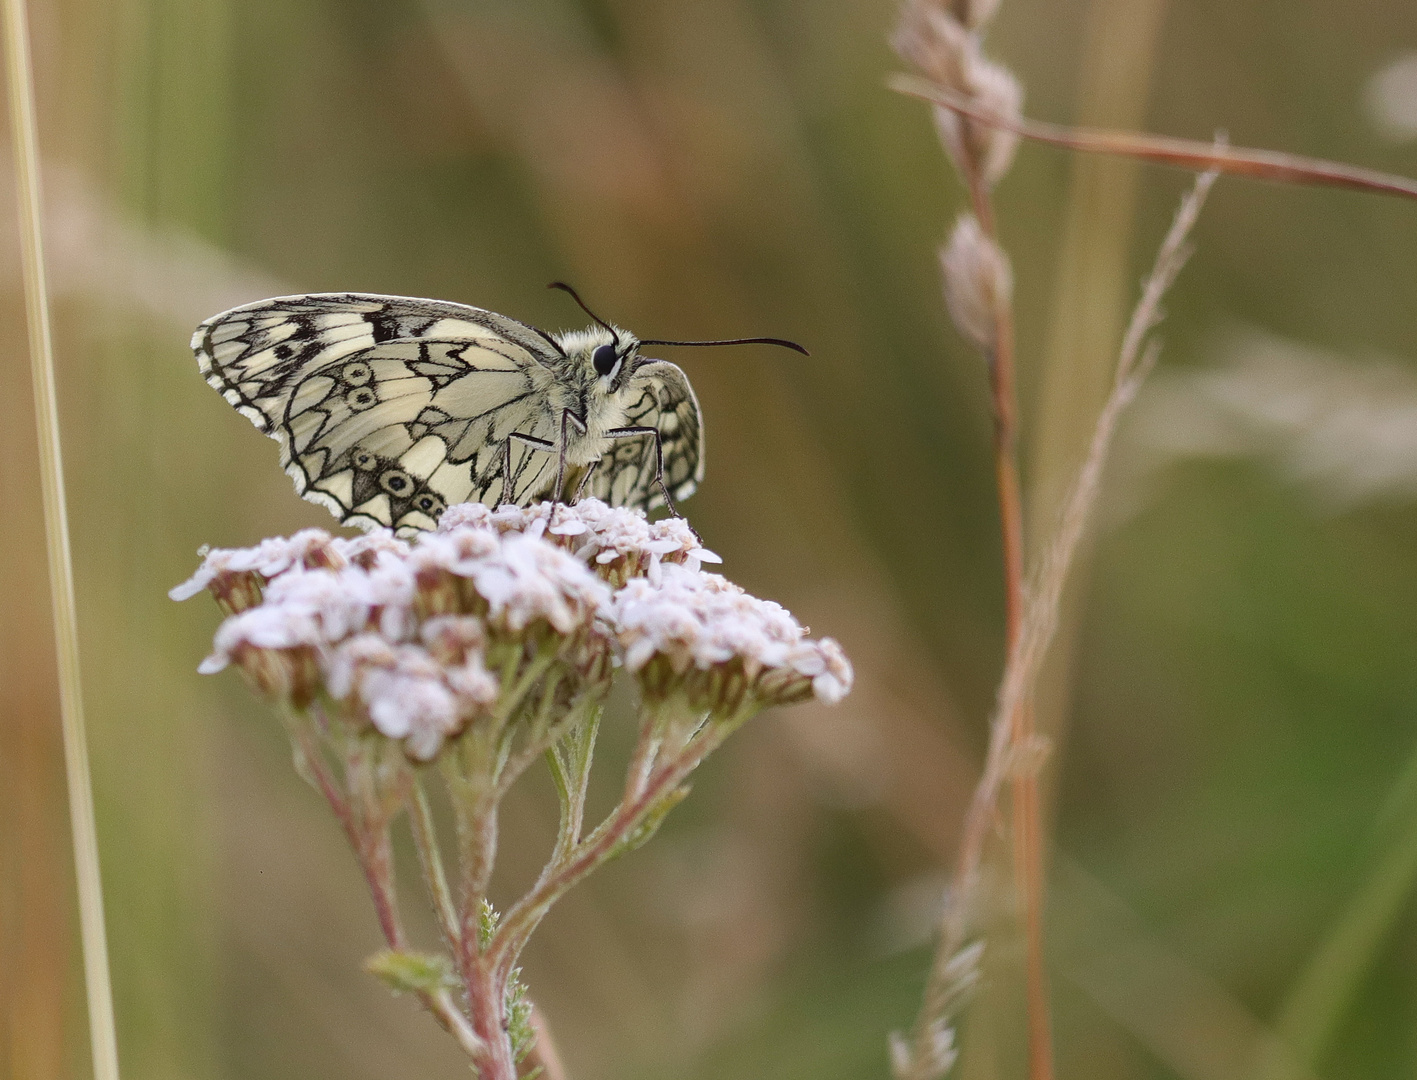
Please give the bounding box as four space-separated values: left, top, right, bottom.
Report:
173 500 851 759
323 630 497 761
610 562 853 712
436 498 722 586
171 498 854 1079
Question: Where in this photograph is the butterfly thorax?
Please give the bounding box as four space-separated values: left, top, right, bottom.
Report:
546 325 644 463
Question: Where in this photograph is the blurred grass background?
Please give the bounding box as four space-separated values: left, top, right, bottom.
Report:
4 0 1417 1078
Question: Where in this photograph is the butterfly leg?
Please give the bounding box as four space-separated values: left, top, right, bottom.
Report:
503 431 555 507
604 426 699 539
553 410 590 514
570 459 601 504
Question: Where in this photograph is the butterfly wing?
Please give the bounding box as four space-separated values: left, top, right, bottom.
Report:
591 359 704 510
193 293 563 532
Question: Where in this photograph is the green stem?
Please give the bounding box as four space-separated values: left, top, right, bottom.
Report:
494 670 572 796
623 705 665 803
453 780 499 956
409 778 461 954
492 704 748 985
353 800 488 1065
549 707 600 861
492 641 560 733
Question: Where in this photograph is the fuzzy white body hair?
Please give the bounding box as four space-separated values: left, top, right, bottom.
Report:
546 324 644 464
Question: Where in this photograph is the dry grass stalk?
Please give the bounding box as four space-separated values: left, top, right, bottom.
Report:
892 1 1052 1073
897 165 1218 1080
1 2 120 1079
990 167 1215 780
887 71 1417 1080
892 75 1417 203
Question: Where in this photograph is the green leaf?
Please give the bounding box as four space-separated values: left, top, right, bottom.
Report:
611 783 691 860
363 949 459 995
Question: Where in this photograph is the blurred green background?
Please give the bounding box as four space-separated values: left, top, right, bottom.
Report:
5 0 1417 1077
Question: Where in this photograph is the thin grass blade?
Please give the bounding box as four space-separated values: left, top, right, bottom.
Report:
1 2 120 1078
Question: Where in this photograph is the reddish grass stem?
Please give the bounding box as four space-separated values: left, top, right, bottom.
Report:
893 76 1417 203
965 165 1055 1080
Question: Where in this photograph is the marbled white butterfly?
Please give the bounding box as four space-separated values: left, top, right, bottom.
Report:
192 285 805 535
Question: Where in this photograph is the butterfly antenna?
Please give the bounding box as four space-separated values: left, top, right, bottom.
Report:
638 335 810 356
548 281 619 347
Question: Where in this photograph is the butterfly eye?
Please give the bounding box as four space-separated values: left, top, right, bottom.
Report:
342 361 372 386
592 343 618 377
379 468 413 495
346 387 378 411
416 494 445 515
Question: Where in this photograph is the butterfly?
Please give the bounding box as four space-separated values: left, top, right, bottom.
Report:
192 284 806 535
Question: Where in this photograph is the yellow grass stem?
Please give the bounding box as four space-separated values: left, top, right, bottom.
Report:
1 3 120 1080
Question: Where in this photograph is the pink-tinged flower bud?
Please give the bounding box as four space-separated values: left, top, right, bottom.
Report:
199 603 324 705
230 641 322 706
206 569 265 615
438 498 721 586
326 634 497 761
421 615 488 665
333 529 410 569
411 559 464 621
293 531 345 571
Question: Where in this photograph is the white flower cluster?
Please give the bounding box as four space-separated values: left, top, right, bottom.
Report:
612 564 853 707
173 501 852 759
323 621 499 761
436 499 721 585
406 528 611 634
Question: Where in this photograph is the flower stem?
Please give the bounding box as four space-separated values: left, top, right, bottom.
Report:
624 711 664 803
293 725 492 1064
359 818 491 1066
360 825 406 951
546 704 600 862
492 709 740 985
454 781 499 954
495 674 585 799
409 778 461 953
465 958 519 1080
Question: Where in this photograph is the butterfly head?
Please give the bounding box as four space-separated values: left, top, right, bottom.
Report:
554 325 640 390
545 281 647 390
